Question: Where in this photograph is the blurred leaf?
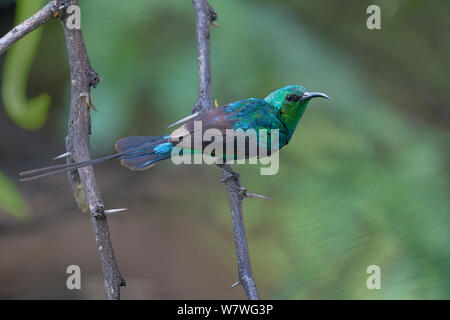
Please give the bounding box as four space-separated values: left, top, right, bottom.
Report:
1 0 51 130
0 171 29 219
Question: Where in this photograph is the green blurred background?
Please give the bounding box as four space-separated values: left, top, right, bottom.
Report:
0 0 449 299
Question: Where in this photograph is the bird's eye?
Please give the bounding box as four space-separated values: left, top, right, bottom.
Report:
286 94 300 102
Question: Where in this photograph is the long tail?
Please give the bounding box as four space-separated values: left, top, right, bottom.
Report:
19 135 173 182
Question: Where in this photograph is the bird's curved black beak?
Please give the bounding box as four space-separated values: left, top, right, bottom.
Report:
300 92 331 101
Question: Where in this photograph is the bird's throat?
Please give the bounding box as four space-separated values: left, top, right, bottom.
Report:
279 103 308 137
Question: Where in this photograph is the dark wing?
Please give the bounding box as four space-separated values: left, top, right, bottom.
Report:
170 106 238 143
169 99 289 157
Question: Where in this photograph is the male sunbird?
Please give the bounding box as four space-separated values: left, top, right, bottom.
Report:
19 85 329 181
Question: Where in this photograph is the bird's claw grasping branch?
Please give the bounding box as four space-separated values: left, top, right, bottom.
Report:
220 165 271 199
192 0 260 300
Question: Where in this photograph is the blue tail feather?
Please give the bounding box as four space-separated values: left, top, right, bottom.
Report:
19 135 173 181
118 135 173 170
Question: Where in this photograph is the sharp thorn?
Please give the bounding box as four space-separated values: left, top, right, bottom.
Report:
52 152 71 160
211 21 222 29
229 281 240 289
245 192 272 200
104 208 128 214
167 112 199 128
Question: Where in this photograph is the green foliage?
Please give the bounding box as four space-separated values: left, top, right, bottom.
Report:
1 0 50 130
0 171 29 219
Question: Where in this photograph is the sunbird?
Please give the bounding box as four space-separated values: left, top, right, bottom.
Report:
19 85 330 181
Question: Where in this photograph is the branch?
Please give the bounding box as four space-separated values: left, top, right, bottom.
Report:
0 0 62 56
192 0 215 114
1 0 125 300
60 0 125 299
219 165 260 299
192 0 260 300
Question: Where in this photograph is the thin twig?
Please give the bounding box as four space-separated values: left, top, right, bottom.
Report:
61 0 125 299
0 0 62 56
192 0 260 300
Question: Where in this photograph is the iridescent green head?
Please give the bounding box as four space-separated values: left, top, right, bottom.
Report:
264 84 330 133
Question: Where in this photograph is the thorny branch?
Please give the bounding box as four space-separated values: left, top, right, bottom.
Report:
192 0 260 300
0 0 125 299
62 0 125 299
